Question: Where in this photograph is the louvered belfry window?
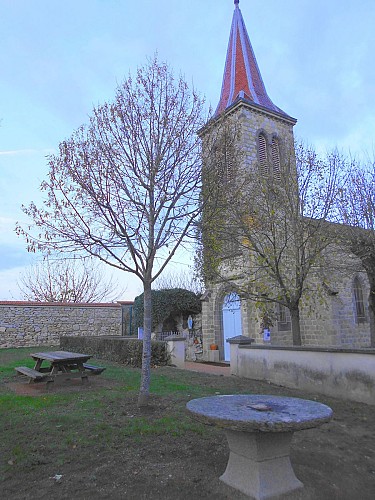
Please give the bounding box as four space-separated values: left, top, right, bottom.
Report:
271 137 281 180
224 148 234 182
258 133 268 175
216 148 234 183
353 276 366 323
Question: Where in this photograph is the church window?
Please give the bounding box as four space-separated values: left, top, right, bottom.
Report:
258 133 268 175
353 277 366 323
271 137 281 180
277 304 291 331
224 150 234 182
215 143 235 183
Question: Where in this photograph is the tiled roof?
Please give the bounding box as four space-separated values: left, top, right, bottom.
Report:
215 1 291 119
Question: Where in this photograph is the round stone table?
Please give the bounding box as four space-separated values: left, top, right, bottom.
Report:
186 394 333 500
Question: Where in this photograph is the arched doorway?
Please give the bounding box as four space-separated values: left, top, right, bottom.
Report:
222 292 242 361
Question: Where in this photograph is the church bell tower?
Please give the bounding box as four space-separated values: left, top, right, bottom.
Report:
200 0 298 360
209 0 297 180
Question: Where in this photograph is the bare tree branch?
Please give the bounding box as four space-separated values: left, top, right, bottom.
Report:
16 55 206 405
18 258 122 303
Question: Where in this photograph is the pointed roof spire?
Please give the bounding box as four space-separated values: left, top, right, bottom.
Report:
215 2 292 120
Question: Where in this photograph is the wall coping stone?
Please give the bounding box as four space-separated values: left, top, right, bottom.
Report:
0 301 132 308
227 335 255 345
240 344 375 355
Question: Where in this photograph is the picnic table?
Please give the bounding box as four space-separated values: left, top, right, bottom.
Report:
186 394 333 500
15 350 105 385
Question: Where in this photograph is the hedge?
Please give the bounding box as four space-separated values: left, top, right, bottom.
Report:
60 336 170 367
133 288 201 329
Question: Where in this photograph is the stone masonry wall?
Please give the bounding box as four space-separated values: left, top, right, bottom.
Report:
201 266 372 361
0 301 124 348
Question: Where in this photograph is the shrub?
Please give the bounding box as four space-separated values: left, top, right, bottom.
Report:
60 336 170 367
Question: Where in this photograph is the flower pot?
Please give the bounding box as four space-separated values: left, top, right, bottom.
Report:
210 344 218 350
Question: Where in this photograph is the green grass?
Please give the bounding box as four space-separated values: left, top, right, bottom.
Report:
0 347 215 474
0 348 41 381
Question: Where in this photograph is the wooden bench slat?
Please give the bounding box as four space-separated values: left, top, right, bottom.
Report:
83 363 106 375
15 366 48 380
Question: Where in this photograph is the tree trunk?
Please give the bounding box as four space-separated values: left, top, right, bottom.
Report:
290 306 302 346
360 259 375 348
138 280 152 407
367 276 375 348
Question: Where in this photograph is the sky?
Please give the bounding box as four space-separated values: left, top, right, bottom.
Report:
1 0 375 301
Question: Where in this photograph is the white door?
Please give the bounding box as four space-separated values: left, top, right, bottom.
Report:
222 293 242 361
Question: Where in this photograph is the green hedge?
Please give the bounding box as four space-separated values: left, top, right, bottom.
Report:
60 336 170 367
133 288 201 329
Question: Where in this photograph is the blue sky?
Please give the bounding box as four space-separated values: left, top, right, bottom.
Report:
1 0 375 300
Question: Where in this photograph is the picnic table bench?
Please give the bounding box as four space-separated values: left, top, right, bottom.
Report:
14 366 49 382
15 351 106 385
187 394 333 500
83 363 106 375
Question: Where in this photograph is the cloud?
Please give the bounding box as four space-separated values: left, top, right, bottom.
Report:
0 216 21 240
0 266 25 300
0 148 55 156
0 243 31 271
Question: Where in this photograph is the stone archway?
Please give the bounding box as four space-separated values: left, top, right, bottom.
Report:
222 292 242 361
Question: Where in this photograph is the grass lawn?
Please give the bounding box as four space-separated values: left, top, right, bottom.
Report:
0 347 374 500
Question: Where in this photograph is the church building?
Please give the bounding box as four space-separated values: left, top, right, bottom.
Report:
199 1 371 362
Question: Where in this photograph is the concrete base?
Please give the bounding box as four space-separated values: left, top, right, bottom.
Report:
220 430 303 500
166 337 186 369
207 350 220 363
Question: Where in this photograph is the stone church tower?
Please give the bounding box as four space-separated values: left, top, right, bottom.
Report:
214 0 296 177
199 1 371 361
200 1 297 361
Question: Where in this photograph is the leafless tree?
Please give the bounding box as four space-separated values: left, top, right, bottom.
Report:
16 56 206 405
153 269 203 294
335 156 375 345
18 258 120 303
200 135 342 345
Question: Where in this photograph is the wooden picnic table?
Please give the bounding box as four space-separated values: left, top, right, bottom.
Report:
15 350 105 385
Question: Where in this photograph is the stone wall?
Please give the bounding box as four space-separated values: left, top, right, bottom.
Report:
0 301 133 348
230 343 375 406
202 267 371 362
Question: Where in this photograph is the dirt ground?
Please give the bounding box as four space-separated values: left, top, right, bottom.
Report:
2 365 375 500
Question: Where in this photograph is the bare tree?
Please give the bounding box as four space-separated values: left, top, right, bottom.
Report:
335 157 375 345
153 269 203 294
18 258 120 303
200 136 341 345
16 56 206 405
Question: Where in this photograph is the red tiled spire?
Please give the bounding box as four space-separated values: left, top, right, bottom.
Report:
215 1 290 119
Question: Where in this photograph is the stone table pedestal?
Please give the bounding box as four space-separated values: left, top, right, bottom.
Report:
186 394 333 500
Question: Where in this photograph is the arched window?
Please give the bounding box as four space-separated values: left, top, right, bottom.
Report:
271 137 281 180
277 304 291 331
258 133 268 175
353 276 366 323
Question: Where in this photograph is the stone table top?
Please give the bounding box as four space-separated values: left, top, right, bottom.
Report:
186 395 333 432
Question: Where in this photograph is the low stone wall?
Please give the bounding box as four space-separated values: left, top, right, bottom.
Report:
229 342 375 406
0 301 132 348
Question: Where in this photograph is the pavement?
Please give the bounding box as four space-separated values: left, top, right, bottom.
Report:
184 361 231 376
